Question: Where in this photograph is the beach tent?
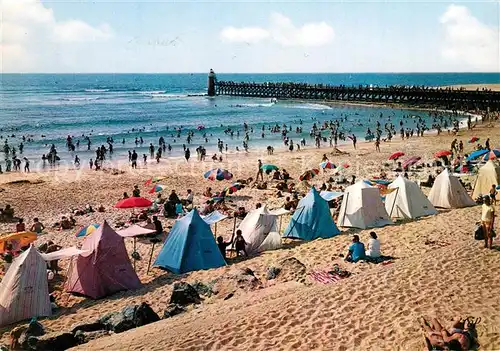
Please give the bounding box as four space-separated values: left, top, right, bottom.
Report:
283 187 340 240
0 246 51 327
154 209 226 274
337 181 393 229
238 205 281 254
428 169 475 208
65 221 142 299
385 175 438 219
472 160 500 199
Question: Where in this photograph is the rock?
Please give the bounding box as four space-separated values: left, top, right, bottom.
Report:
266 267 281 280
70 321 105 334
163 304 186 319
100 303 160 334
191 281 214 297
74 330 110 345
275 257 307 284
211 268 263 300
28 331 77 351
169 282 201 305
223 292 234 300
12 320 45 350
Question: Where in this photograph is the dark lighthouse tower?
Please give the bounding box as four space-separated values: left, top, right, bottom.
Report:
207 69 216 96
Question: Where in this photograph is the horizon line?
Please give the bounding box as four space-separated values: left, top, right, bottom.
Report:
1 71 499 75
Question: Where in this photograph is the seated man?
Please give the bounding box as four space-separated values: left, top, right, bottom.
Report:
181 189 194 207
59 216 72 230
345 235 366 263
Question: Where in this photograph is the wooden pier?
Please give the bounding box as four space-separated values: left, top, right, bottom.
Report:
207 72 500 111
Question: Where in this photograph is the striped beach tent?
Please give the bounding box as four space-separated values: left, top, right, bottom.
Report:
0 246 51 327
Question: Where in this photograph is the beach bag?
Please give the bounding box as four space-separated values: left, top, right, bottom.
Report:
474 224 484 240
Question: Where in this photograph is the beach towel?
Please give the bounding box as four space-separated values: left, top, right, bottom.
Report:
308 271 346 284
308 264 351 284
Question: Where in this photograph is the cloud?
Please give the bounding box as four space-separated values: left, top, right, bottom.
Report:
220 13 334 47
0 0 114 72
439 4 499 71
220 26 270 44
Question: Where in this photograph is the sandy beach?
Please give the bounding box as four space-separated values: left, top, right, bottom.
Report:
1 111 499 350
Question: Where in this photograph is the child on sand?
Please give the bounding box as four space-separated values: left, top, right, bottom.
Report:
30 218 45 234
490 184 497 205
16 218 26 232
234 230 248 257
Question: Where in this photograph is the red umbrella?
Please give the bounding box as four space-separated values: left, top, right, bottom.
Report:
434 150 452 158
299 169 320 181
402 156 421 169
389 151 405 160
115 197 152 208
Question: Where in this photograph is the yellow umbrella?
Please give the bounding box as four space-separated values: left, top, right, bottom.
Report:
0 231 37 254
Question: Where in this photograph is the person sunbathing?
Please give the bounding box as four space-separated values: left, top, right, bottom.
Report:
420 316 479 351
203 187 213 198
59 216 72 230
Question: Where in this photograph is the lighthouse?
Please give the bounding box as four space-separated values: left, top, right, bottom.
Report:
207 69 216 96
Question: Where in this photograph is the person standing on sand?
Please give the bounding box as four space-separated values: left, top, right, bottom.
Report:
490 184 497 205
23 157 30 172
234 230 248 257
256 159 264 182
481 196 495 249
375 138 381 152
184 148 190 162
131 150 138 169
89 159 93 169
352 135 357 149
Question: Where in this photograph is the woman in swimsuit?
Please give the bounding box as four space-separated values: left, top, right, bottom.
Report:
420 316 479 351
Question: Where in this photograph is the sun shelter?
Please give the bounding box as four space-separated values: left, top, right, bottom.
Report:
283 187 340 240
385 175 438 219
154 209 226 274
428 169 475 208
238 205 281 254
472 160 500 199
0 246 51 327
65 221 142 299
337 181 393 229
201 210 229 235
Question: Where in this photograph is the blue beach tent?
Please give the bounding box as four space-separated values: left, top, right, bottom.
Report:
283 187 341 240
154 209 226 274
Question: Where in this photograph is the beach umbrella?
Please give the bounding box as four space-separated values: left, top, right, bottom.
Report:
75 224 100 238
389 151 405 160
148 184 167 194
144 176 166 186
402 156 421 169
260 164 279 172
468 136 480 143
434 150 452 158
370 179 392 186
482 149 500 161
0 231 37 254
299 169 320 181
222 183 243 196
204 168 233 181
320 161 336 169
466 149 489 161
115 197 153 208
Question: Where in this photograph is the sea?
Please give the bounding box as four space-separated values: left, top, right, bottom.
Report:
0 73 499 170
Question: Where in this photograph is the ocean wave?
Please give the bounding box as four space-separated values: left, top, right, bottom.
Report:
235 102 276 108
284 103 332 110
84 89 110 93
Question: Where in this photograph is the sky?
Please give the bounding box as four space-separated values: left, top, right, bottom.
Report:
1 0 499 73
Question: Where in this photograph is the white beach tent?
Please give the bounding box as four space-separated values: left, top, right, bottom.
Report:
385 175 438 219
337 180 393 229
238 205 281 254
428 168 475 208
472 160 500 199
0 246 51 327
